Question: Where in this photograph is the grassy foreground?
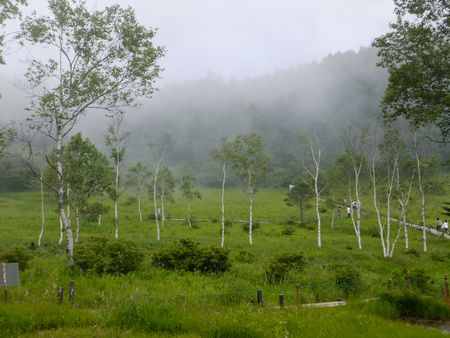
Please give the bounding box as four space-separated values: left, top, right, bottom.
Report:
0 189 449 337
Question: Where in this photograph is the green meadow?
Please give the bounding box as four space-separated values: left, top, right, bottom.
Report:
0 188 449 337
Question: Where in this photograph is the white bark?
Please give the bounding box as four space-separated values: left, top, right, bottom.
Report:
75 206 80 243
304 140 323 248
399 173 414 252
38 171 45 247
348 180 362 250
59 217 64 245
247 169 254 245
385 157 398 256
114 145 120 240
413 131 427 252
153 149 165 241
98 214 101 226
221 162 226 247
161 181 165 226
138 192 142 223
187 200 192 228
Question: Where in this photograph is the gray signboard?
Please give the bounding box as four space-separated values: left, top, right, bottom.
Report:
1 262 20 286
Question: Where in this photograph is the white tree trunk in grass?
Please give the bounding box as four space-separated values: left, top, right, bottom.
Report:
114 150 120 240
161 181 165 226
187 200 192 228
138 192 142 223
348 180 362 250
98 197 102 226
248 170 254 246
413 130 427 252
59 217 64 245
75 206 80 243
304 140 324 249
385 157 398 256
368 149 388 258
221 162 227 247
38 171 45 247
153 149 165 240
399 173 414 252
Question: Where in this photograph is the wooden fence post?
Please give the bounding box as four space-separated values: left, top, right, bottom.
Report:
58 287 64 305
69 280 75 307
444 275 449 306
279 294 285 308
257 289 263 306
2 263 7 303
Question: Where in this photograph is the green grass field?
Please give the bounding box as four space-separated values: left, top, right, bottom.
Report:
0 188 449 337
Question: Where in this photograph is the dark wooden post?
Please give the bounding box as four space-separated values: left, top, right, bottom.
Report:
279 294 285 308
257 289 263 306
296 284 301 307
387 279 393 291
2 263 7 303
69 280 75 307
444 275 449 306
58 287 64 305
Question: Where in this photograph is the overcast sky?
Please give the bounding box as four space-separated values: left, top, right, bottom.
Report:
3 0 395 84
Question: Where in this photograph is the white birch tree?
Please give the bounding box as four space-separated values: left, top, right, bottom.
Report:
127 162 150 223
231 134 270 246
19 0 164 261
211 138 234 247
300 126 327 249
149 134 173 240
105 114 130 240
180 173 201 228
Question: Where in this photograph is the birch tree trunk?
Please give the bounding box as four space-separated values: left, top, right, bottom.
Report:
187 200 192 228
413 131 427 252
38 171 45 247
161 182 165 226
247 169 254 246
75 206 80 243
114 146 120 240
153 149 165 241
59 217 64 245
370 156 388 257
56 131 74 263
221 162 226 247
354 166 362 250
138 192 142 223
348 182 362 250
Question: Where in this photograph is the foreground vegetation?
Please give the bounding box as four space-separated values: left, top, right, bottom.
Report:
1 189 449 337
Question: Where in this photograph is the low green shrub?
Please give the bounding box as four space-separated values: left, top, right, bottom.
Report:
366 227 379 238
281 225 296 236
376 292 450 320
0 245 33 270
80 202 110 222
234 249 256 264
242 222 260 232
264 252 305 283
329 263 362 297
153 239 231 273
392 268 430 293
73 237 144 275
224 219 233 227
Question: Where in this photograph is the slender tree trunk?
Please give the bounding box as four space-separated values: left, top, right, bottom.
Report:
187 200 192 228
153 174 160 238
315 178 321 248
331 208 335 228
38 171 45 247
56 131 74 263
114 147 120 240
221 162 226 247
138 192 142 223
97 196 101 226
161 182 165 226
59 217 64 245
413 131 427 252
354 166 362 250
370 157 388 257
348 180 362 250
75 206 80 243
248 169 254 246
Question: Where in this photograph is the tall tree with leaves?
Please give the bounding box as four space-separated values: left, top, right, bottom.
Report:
105 114 130 240
210 137 234 247
0 0 26 65
19 0 164 261
284 179 312 225
231 134 270 245
180 173 201 228
64 133 112 242
127 162 150 223
373 0 450 142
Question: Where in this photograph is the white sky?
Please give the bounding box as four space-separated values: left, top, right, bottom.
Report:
3 0 396 84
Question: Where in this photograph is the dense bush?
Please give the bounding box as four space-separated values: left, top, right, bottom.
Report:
264 252 305 283
392 268 430 293
74 237 144 275
234 249 256 264
0 245 33 270
242 222 260 232
80 203 110 222
281 225 296 236
329 263 362 297
376 292 450 320
153 239 230 273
